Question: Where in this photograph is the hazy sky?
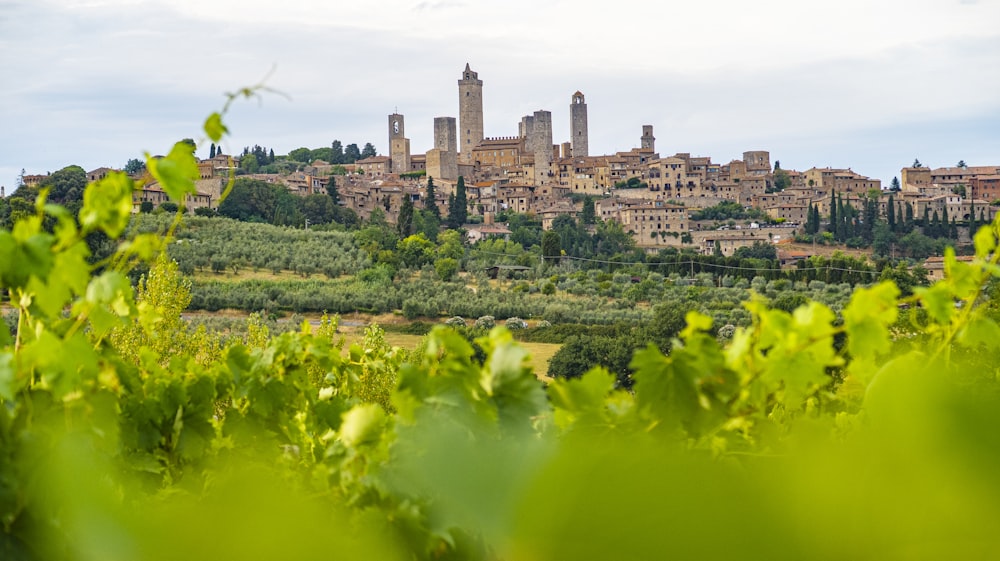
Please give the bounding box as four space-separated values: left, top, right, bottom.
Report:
2 0 999 191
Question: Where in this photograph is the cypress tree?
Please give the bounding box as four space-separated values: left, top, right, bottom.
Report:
425 176 440 219
210 143 216 159
887 194 896 231
448 175 468 228
905 202 914 232
398 196 414 238
582 195 596 225
931 210 940 238
829 191 838 236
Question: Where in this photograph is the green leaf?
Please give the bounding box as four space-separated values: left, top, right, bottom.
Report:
914 283 955 327
203 112 229 143
79 171 135 237
0 352 23 400
973 223 997 258
843 282 899 360
147 142 199 203
957 316 1000 349
548 367 616 427
339 403 386 448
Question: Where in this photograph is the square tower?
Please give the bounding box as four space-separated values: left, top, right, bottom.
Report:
388 113 410 174
458 63 484 165
430 116 458 180
570 91 589 157
641 125 655 152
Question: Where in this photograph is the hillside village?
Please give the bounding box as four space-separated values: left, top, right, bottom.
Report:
13 64 1000 259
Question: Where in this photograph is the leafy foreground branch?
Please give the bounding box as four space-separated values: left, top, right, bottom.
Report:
2 107 1000 561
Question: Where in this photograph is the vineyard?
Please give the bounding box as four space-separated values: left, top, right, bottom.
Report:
2 107 999 560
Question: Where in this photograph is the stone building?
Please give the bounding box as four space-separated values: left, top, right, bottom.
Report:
388 113 411 174
743 151 771 176
426 116 458 181
570 91 589 157
458 63 484 165
641 125 655 152
521 110 554 185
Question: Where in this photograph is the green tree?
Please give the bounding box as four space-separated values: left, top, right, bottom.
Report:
125 158 145 175
289 147 312 163
890 176 901 191
397 196 414 238
581 196 596 225
447 176 468 228
344 143 362 163
361 143 377 159
887 194 896 232
541 230 561 264
330 140 344 164
772 168 791 191
210 143 216 159
239 153 259 174
424 176 440 219
140 200 154 213
218 177 278 222
27 165 87 203
828 191 837 236
434 257 459 281
397 233 436 268
913 158 922 168
298 193 337 226
957 160 967 168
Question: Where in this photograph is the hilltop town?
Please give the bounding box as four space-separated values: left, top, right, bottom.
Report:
11 64 1000 259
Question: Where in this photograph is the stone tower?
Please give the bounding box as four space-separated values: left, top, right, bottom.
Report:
457 63 484 164
388 112 410 174
427 116 458 180
525 110 553 185
570 91 589 157
641 125 655 152
743 150 771 175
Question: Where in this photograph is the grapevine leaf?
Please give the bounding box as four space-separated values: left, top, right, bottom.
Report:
974 224 997 258
147 142 199 203
914 283 955 327
547 367 616 430
956 316 1000 349
79 171 135 237
340 404 386 448
83 271 136 336
943 247 981 301
482 329 548 431
680 310 713 340
0 352 23 400
203 112 229 143
843 282 899 360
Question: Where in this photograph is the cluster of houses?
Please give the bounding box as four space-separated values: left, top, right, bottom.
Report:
14 63 998 258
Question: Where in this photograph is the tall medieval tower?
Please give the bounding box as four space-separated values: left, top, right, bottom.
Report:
570 91 588 157
458 63 484 164
388 112 410 174
427 116 458 181
641 125 655 152
521 110 553 185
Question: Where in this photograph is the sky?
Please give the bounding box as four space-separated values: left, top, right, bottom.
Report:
1 0 999 192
